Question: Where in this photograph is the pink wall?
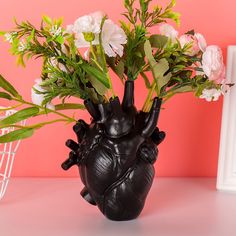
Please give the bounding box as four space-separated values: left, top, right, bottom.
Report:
0 0 235 177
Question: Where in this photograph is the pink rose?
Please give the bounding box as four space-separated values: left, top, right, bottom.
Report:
195 33 207 52
202 46 225 84
179 34 200 56
179 33 207 56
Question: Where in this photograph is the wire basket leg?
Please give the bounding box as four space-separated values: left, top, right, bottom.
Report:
0 110 25 200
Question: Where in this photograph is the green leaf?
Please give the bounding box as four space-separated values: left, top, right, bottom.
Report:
85 87 99 103
174 85 193 93
0 31 6 36
0 107 39 127
162 11 181 26
144 40 171 95
40 77 58 86
81 63 110 88
154 59 172 95
88 75 108 96
119 20 131 35
106 57 125 80
16 54 26 67
166 0 177 9
149 35 168 49
0 128 34 143
0 92 12 100
54 17 64 27
55 35 64 44
115 60 125 79
55 103 85 111
42 15 52 25
0 74 20 98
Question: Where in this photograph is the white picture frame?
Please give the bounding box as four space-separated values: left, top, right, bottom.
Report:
217 46 236 192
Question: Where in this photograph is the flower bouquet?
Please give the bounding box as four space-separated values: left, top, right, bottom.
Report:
0 0 231 221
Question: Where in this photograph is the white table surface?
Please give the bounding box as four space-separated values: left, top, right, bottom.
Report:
0 178 235 236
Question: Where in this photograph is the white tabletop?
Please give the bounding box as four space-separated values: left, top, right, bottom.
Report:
0 178 235 236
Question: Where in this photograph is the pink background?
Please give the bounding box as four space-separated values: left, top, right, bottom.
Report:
0 0 235 177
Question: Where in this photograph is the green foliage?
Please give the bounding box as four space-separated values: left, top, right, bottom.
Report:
0 74 78 143
2 19 111 104
123 0 180 28
122 26 146 80
81 63 110 89
106 57 125 81
144 40 171 95
0 0 226 144
54 103 85 111
159 0 181 26
149 35 168 49
0 74 20 98
121 0 180 80
41 61 90 103
173 85 192 93
87 75 108 96
0 107 39 128
42 15 53 25
0 128 34 143
0 0 184 107
0 92 12 100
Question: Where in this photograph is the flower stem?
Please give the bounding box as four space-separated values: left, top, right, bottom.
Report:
89 43 103 71
142 81 156 112
98 17 115 98
13 98 77 122
0 103 23 112
0 119 69 130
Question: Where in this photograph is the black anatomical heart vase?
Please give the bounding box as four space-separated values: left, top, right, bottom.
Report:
62 81 165 221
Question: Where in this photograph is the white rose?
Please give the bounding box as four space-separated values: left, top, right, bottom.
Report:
74 18 127 58
202 45 225 84
65 24 74 34
31 79 55 110
200 88 222 102
73 11 105 34
159 24 178 41
75 33 99 48
101 19 127 57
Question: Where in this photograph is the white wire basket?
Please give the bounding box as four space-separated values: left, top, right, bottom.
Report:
0 109 26 200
